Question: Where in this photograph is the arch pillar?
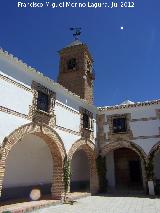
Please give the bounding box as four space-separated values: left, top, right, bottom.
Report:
68 139 99 194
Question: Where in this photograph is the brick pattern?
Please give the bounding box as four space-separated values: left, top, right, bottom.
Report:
57 43 94 104
0 123 66 199
68 139 99 194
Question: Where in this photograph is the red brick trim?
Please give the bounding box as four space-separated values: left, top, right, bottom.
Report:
101 140 147 161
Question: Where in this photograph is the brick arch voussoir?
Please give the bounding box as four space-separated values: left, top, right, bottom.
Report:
102 140 147 163
67 139 96 162
1 122 66 161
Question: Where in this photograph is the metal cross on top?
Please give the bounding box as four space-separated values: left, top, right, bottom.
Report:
70 27 82 40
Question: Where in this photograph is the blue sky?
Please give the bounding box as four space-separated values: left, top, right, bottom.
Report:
0 0 160 106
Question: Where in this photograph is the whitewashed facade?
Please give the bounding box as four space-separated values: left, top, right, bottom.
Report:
0 47 98 200
0 42 160 200
98 100 160 193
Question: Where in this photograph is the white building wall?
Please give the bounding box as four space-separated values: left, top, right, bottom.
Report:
0 112 29 145
100 104 160 155
0 72 33 115
105 105 158 119
55 102 80 132
130 120 159 137
133 138 159 155
130 107 157 119
54 129 81 153
3 134 53 188
0 53 97 153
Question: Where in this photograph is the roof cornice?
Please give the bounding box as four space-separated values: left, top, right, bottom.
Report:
98 99 160 111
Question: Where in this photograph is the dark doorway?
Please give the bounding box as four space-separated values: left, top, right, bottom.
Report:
70 150 90 192
129 160 142 184
114 148 143 191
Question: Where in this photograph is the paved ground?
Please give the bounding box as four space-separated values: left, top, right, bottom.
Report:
32 195 160 213
0 192 90 213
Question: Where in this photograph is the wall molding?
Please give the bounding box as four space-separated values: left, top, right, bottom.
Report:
0 105 81 136
55 125 80 136
0 73 32 93
0 105 29 120
105 135 160 143
130 117 158 122
133 135 160 140
105 117 158 125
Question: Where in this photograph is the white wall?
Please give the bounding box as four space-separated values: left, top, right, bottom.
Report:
3 134 53 188
0 112 29 145
133 139 159 155
104 105 158 119
131 107 157 119
130 120 159 137
0 72 33 115
55 103 80 132
101 104 160 155
0 54 97 151
54 128 81 153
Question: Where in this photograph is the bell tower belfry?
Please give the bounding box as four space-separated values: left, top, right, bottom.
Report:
57 28 95 104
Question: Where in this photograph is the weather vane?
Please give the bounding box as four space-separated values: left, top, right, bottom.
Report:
70 27 82 40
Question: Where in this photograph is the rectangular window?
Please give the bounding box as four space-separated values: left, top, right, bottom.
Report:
67 58 76 70
83 113 93 130
37 91 49 112
83 113 89 129
113 117 127 133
